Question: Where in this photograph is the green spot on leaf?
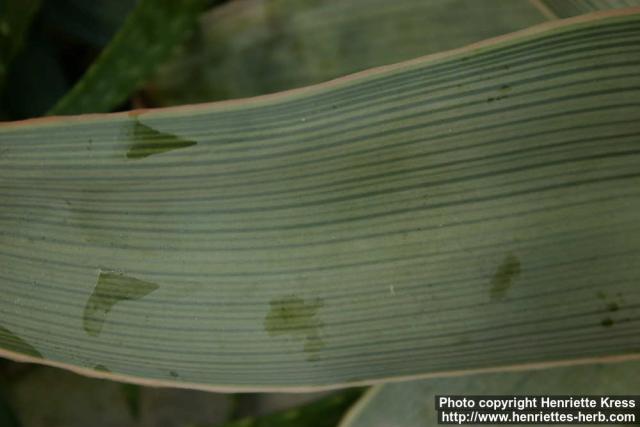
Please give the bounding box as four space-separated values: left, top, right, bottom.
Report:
93 364 111 373
264 296 325 361
83 270 159 336
490 253 521 300
601 317 614 328
125 119 197 159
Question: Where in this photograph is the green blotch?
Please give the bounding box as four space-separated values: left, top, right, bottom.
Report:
125 119 196 159
169 370 178 378
83 271 159 336
264 296 325 361
601 317 614 328
0 325 41 358
607 302 619 312
499 84 512 93
596 291 607 300
93 364 111 373
490 253 521 301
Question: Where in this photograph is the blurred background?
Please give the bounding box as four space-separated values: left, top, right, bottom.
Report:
0 0 546 119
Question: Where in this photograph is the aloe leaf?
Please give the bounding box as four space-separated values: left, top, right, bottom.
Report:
47 0 208 116
148 0 546 106
339 360 640 427
1 9 640 391
0 0 41 92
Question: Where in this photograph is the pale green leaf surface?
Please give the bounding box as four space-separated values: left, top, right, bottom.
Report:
47 0 207 116
339 360 640 427
1 10 640 391
149 0 546 106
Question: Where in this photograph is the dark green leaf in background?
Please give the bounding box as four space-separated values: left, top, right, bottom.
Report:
48 0 209 115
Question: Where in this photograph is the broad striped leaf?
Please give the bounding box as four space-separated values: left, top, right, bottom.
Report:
0 9 639 391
